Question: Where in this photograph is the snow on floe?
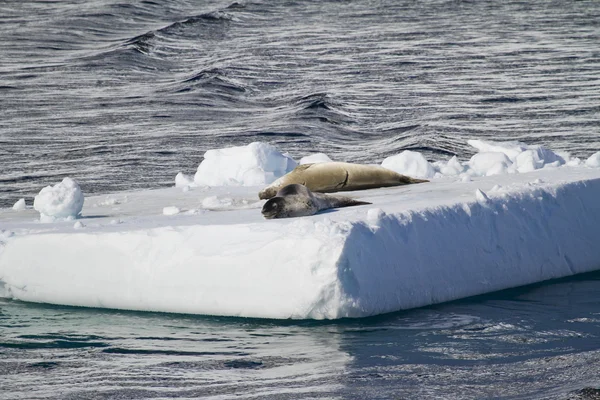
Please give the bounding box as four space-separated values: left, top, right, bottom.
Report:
382 150 436 179
12 198 26 211
467 139 564 174
194 142 297 187
33 178 84 222
586 151 600 168
1 139 600 320
163 206 180 216
175 172 194 188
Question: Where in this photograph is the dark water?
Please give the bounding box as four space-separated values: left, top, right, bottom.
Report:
1 0 600 398
2 272 600 399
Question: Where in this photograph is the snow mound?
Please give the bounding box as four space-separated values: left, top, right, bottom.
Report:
435 156 465 176
381 150 436 179
586 152 600 168
12 199 26 211
33 178 84 222
194 142 297 187
163 206 180 216
467 139 564 174
468 152 513 176
300 153 333 164
175 172 194 188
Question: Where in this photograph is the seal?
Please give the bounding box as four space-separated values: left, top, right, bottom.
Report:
261 184 371 219
259 162 428 200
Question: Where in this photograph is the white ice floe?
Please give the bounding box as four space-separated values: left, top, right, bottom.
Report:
32 178 84 222
194 142 297 187
1 141 600 320
300 153 333 164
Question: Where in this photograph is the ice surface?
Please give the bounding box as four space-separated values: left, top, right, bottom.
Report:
1 141 600 319
193 142 297 187
32 178 84 222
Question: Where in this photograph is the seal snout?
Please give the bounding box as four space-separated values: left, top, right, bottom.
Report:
261 197 282 219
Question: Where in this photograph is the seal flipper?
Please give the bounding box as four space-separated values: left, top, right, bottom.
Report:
399 176 429 184
316 193 372 210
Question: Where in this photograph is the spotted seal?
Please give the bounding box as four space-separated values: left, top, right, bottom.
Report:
259 162 428 200
261 183 371 219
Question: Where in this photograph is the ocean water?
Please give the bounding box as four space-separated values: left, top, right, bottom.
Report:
1 0 600 398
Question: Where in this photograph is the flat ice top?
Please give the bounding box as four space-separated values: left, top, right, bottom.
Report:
2 165 596 233
1 165 600 319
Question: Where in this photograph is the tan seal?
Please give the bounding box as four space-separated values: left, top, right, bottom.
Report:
259 162 428 200
261 184 371 219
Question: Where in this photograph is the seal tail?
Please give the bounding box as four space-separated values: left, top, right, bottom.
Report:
328 196 372 209
347 200 372 207
398 175 429 184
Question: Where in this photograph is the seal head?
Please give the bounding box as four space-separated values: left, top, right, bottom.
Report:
261 183 371 219
261 197 289 219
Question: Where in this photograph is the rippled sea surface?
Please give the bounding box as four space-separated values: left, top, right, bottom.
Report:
1 0 600 398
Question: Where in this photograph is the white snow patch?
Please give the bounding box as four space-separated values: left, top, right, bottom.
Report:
586 152 600 168
12 199 26 211
436 156 465 176
381 150 436 179
468 139 564 173
33 178 84 222
163 206 180 216
468 152 513 176
194 142 297 187
300 153 333 164
475 189 490 204
175 172 194 188
200 195 260 211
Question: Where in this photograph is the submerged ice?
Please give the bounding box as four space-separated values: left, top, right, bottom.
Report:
1 140 600 319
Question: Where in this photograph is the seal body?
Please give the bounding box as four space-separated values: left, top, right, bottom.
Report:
259 162 428 200
261 184 371 219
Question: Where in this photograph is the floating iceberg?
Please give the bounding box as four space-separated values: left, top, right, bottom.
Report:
1 141 599 319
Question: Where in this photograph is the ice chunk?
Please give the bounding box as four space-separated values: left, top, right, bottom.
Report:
12 199 26 211
33 178 84 222
586 152 600 168
175 172 194 188
163 206 180 216
381 150 436 179
468 139 564 171
194 142 297 187
468 152 513 176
